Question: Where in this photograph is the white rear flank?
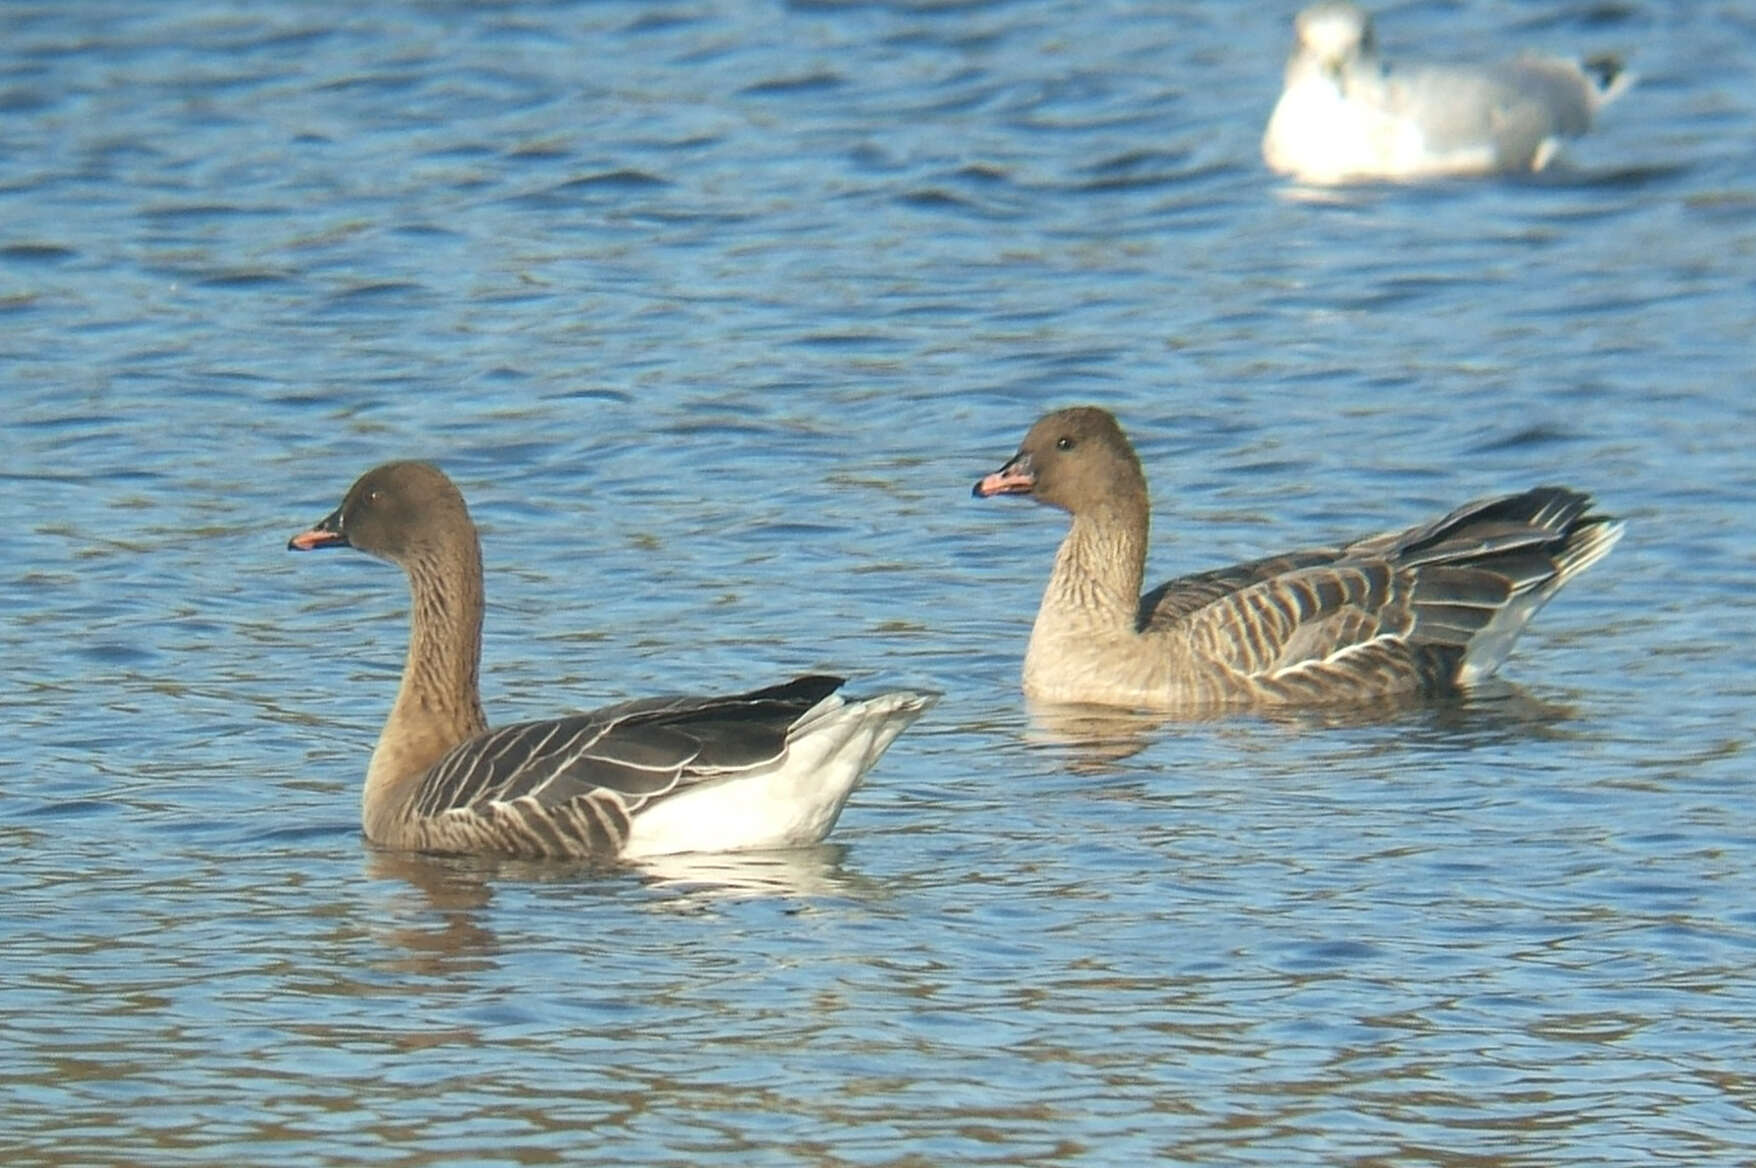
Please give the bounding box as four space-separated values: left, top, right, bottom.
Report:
620 691 934 859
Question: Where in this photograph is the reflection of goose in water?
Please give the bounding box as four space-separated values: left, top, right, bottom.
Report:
1262 1 1630 183
632 843 861 904
365 843 858 964
1026 682 1589 773
1024 701 1173 770
365 849 502 974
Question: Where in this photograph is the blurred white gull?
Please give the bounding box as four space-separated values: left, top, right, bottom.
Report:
1262 1 1629 183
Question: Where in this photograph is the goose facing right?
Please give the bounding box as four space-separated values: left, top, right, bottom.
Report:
973 407 1623 711
288 460 934 861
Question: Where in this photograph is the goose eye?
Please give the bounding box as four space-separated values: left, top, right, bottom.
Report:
1055 436 1075 451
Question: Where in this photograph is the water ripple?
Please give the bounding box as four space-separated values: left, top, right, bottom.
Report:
2 0 1755 1164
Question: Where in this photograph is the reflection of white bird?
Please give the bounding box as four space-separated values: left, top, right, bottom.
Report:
1262 1 1629 183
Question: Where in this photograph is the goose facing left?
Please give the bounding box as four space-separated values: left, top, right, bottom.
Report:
974 407 1622 712
287 461 934 861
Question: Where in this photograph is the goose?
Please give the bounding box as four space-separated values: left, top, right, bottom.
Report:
973 407 1622 711
1262 0 1629 183
288 461 934 860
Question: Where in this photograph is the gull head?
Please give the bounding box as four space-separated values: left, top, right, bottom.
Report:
1295 1 1374 70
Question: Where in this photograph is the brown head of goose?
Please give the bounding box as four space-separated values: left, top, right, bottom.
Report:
289 461 934 860
974 407 1622 710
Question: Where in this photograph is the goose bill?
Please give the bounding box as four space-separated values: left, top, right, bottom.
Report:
973 454 1035 498
288 509 348 551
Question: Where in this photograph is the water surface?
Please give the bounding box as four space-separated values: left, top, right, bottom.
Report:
5 1 1756 1164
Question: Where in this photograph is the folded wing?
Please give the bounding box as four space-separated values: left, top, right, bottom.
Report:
1145 487 1622 700
410 675 848 855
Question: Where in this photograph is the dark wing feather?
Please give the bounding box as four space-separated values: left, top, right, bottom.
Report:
1139 547 1344 628
1173 559 1413 671
412 675 845 820
1153 487 1612 698
1359 487 1591 564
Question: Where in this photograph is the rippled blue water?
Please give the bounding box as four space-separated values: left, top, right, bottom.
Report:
5 1 1756 1164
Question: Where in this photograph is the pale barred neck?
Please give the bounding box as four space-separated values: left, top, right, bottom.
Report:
1036 504 1150 638
364 544 490 831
